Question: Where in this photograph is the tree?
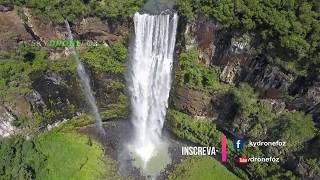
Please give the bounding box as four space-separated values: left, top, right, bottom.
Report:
269 111 315 152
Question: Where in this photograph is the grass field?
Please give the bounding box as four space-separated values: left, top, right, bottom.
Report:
32 118 127 180
34 131 107 180
168 156 240 180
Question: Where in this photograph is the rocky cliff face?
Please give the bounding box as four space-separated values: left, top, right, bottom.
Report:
174 13 319 119
0 10 33 52
0 7 128 137
172 86 221 119
184 14 297 96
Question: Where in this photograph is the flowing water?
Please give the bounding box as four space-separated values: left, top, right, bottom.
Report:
127 12 178 175
65 21 105 135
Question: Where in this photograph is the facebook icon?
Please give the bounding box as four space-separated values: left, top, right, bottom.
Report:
233 139 244 151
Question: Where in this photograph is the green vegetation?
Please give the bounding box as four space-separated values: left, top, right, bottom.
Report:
0 44 76 99
167 105 312 179
41 101 76 125
171 15 316 179
26 0 89 24
80 43 127 74
305 158 320 177
239 145 298 179
168 156 239 180
6 31 18 40
167 109 240 157
1 0 145 23
0 137 47 180
176 49 230 92
167 109 221 146
79 42 130 121
0 45 48 100
176 0 320 76
231 83 276 139
0 131 106 180
0 116 125 180
269 111 315 153
60 115 95 131
226 83 314 178
101 93 129 120
107 81 126 92
231 83 315 151
93 0 145 19
48 57 77 74
34 130 106 180
23 0 90 23
0 41 129 129
0 44 78 131
166 109 249 179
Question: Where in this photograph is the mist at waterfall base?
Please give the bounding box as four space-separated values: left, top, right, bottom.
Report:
65 21 105 136
125 12 178 177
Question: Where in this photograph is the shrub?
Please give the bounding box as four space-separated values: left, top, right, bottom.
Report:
177 49 222 91
26 0 88 24
80 43 128 74
101 93 129 120
231 83 276 139
268 111 315 152
94 0 145 19
0 137 47 180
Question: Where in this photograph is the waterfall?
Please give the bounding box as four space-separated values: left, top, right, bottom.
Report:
65 21 105 135
127 12 178 166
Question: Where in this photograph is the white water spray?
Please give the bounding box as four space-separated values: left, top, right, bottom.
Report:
65 21 105 135
127 12 178 166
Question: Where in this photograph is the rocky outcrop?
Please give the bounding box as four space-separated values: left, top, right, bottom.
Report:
0 94 34 137
172 86 213 117
23 8 64 46
310 104 320 127
172 85 235 120
29 72 83 123
4 95 33 119
183 14 297 97
179 14 290 107
219 58 243 84
76 17 122 43
183 14 224 66
0 105 17 137
243 60 295 96
25 90 45 113
287 79 320 126
216 34 296 96
0 4 13 12
0 10 33 52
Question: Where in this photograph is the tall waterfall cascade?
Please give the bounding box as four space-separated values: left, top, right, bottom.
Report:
127 12 178 167
65 21 105 135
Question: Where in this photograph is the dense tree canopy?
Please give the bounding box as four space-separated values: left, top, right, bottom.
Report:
0 0 146 23
177 0 320 76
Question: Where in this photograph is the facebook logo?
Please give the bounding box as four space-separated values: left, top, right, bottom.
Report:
233 139 244 151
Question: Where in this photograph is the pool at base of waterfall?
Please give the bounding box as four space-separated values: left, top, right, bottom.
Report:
130 142 171 178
